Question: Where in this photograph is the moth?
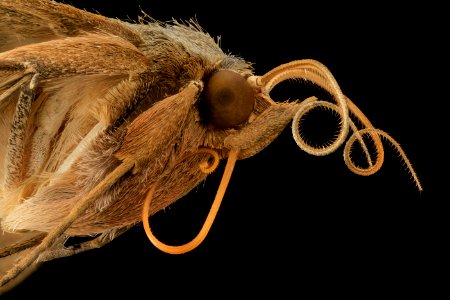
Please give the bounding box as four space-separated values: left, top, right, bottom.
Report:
0 0 422 293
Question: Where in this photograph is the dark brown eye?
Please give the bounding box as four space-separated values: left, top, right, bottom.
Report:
201 70 255 129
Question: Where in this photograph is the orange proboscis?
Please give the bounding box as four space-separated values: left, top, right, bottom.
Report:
142 148 239 254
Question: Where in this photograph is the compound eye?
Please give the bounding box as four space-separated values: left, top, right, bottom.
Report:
202 70 255 129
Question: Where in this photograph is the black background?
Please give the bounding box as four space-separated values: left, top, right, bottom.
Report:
2 0 444 298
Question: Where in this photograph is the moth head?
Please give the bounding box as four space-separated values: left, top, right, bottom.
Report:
218 60 354 160
200 69 255 129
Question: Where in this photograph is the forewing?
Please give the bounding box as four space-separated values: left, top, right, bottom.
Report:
0 0 143 52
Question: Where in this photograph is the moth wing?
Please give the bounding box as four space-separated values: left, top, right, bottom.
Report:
0 0 142 52
0 17 154 292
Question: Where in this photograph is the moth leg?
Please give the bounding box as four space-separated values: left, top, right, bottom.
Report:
2 63 40 190
0 81 202 287
37 226 133 262
0 231 45 294
0 160 135 288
